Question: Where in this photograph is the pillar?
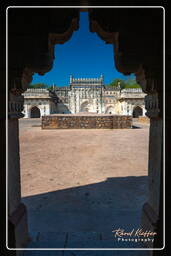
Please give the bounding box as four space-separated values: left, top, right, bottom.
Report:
8 91 29 249
135 70 163 251
143 106 146 116
7 7 79 251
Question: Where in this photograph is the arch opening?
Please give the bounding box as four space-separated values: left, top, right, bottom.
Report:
30 106 41 118
133 106 143 118
80 101 90 112
105 106 115 114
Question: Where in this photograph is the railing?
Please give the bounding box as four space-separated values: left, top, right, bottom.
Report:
119 88 146 99
23 88 49 93
54 87 70 90
70 76 104 85
121 88 144 93
23 88 50 96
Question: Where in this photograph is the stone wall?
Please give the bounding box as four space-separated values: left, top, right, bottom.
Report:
138 116 150 123
42 114 132 129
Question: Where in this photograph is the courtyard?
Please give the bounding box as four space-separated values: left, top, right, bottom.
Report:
19 118 150 250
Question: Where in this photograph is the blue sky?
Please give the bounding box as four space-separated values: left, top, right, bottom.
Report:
32 12 134 87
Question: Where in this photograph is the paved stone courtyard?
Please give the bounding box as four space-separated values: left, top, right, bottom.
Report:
19 118 150 253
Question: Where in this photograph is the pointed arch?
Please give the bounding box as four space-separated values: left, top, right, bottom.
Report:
80 101 90 112
105 105 115 114
30 106 41 118
133 106 143 118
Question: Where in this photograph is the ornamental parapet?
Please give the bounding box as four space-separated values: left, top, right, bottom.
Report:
119 88 146 99
70 75 104 86
22 88 51 98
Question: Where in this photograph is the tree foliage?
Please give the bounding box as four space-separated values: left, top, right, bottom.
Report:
28 83 48 89
107 78 141 89
28 83 59 90
47 85 58 90
108 79 125 88
29 79 141 90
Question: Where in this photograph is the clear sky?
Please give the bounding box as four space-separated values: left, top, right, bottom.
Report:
32 12 134 87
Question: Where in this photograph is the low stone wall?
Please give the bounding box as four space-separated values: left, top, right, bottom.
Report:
42 114 132 129
138 116 150 123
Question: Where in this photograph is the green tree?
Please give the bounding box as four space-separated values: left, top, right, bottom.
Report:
124 78 141 88
47 85 58 90
28 83 48 89
107 79 126 89
107 78 141 90
124 83 141 89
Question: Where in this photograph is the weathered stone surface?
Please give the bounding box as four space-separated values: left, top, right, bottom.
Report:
138 116 150 124
41 115 132 129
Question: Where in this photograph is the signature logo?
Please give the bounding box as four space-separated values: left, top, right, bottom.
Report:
112 228 157 238
112 228 157 243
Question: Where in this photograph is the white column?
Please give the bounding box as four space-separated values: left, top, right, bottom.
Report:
46 104 50 115
22 105 26 118
143 106 146 116
26 105 30 118
123 102 127 115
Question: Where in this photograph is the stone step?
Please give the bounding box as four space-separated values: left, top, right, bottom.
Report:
23 244 149 256
23 232 150 250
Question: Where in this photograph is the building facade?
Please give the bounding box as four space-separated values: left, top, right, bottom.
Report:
22 75 146 118
22 88 57 118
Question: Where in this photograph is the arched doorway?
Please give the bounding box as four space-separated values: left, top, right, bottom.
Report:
80 101 89 112
133 106 143 118
105 106 115 114
30 106 40 118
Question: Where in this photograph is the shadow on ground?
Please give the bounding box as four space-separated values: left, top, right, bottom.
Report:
132 125 141 129
22 176 149 250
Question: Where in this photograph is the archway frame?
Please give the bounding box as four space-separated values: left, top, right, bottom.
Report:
132 105 143 118
7 6 164 251
29 105 41 118
105 105 115 114
80 100 90 112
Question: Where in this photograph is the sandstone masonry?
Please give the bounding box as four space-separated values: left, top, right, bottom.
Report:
42 114 132 129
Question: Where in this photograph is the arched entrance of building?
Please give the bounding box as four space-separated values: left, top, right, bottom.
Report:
105 106 115 114
133 106 143 118
30 106 41 118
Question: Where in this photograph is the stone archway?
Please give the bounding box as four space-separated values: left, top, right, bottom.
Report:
105 106 115 114
30 106 41 118
133 106 143 118
80 101 89 112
